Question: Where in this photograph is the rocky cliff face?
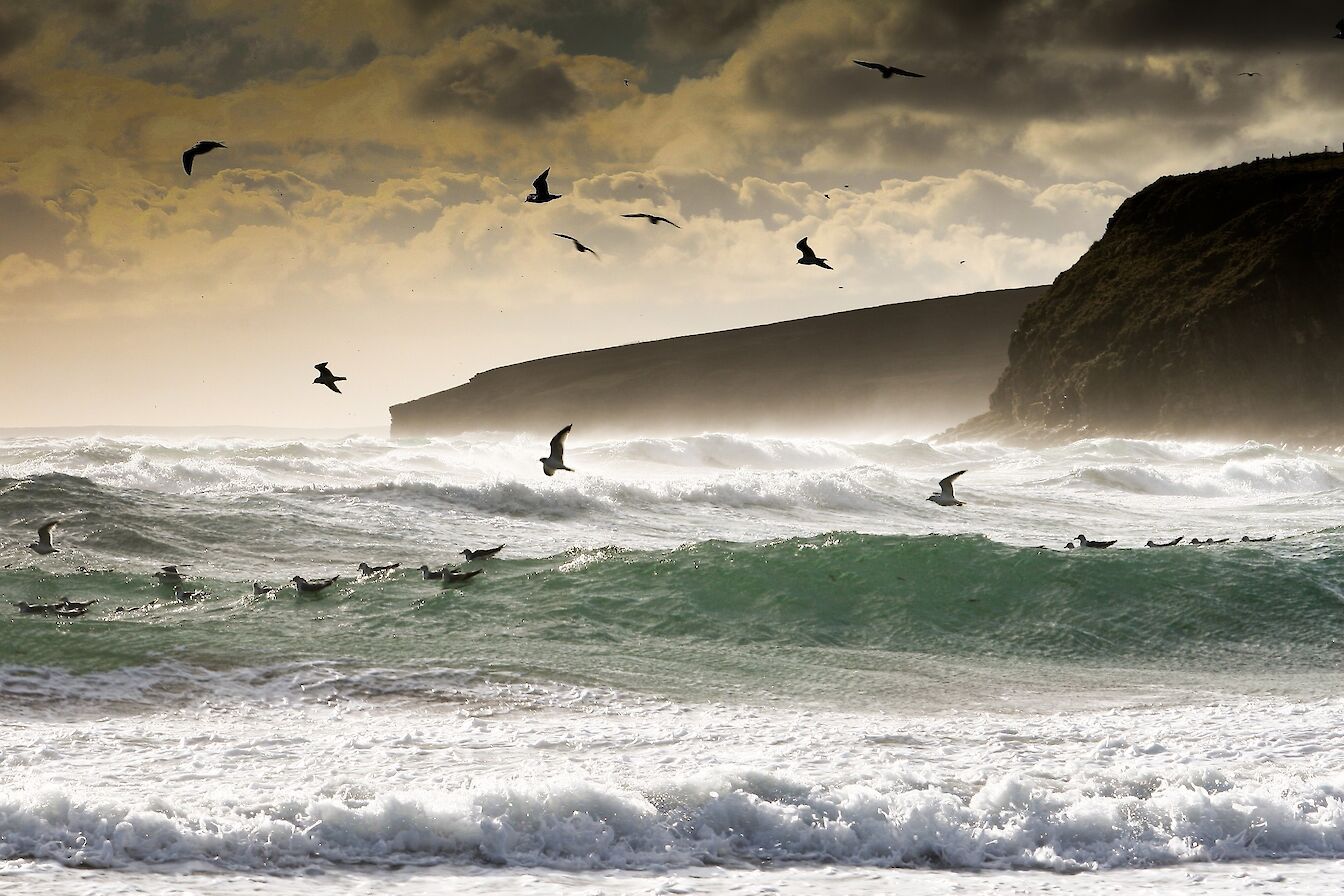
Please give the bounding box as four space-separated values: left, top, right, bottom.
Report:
970 153 1344 441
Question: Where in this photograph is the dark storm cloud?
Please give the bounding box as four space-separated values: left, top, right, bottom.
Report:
645 0 786 57
413 38 582 121
0 78 32 115
0 10 37 59
0 191 71 262
343 35 380 70
72 1 334 95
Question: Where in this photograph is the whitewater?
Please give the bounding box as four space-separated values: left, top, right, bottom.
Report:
2 430 1344 895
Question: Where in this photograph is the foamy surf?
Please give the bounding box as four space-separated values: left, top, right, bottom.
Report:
4 431 1344 891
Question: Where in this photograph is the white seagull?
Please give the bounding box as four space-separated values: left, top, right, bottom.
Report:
541 425 575 476
29 520 60 555
926 471 966 506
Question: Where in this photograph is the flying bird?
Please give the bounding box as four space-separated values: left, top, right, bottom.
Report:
853 60 925 79
29 520 60 555
554 233 599 258
313 362 347 393
526 167 562 203
926 471 966 507
461 545 504 562
153 565 187 584
623 78 631 86
1237 72 1260 77
621 213 681 228
182 140 226 175
541 424 575 476
795 237 833 270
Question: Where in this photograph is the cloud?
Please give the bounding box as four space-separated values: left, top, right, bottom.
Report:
645 0 785 58
413 30 583 121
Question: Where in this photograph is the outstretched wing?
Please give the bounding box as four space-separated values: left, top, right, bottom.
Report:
550 424 572 458
621 213 648 220
182 148 196 175
315 362 329 373
36 520 59 546
533 167 551 193
796 237 817 260
653 216 681 228
938 470 966 498
888 66 925 78
853 60 885 72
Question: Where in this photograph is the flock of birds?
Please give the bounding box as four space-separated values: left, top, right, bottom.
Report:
12 522 509 617
11 455 1278 619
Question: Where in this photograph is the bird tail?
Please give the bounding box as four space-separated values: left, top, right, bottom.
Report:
562 465 575 472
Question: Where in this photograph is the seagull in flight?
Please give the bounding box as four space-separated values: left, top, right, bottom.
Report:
182 140 226 175
541 424 575 476
1237 72 1260 77
313 362 347 393
554 233 599 259
526 167 562 203
29 520 60 555
853 60 925 79
926 471 966 506
795 237 833 270
621 213 681 228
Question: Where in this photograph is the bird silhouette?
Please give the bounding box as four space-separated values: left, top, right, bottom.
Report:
526 167 561 203
554 233 599 258
182 140 226 175
795 237 833 270
313 362 347 393
853 60 924 79
1237 72 1260 77
621 213 681 228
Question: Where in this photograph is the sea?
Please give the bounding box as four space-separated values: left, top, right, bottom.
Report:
2 430 1343 895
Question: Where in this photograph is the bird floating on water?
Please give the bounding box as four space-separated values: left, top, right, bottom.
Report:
541 425 575 476
444 568 484 583
927 471 966 507
313 362 346 394
1146 537 1184 547
29 520 60 555
461 545 504 562
252 582 276 596
621 213 680 228
358 562 400 576
852 60 924 79
182 140 226 175
526 167 561 203
418 565 445 580
1241 535 1275 542
795 237 833 270
554 233 599 258
1073 534 1117 549
292 575 340 593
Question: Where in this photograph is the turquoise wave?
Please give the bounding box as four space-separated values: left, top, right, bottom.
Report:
3 533 1341 689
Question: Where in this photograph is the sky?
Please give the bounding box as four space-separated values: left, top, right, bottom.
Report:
2 0 1342 428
